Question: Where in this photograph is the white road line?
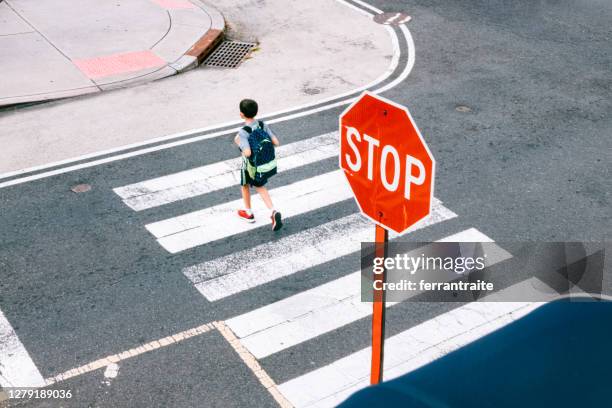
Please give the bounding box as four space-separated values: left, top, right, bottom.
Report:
397 15 412 24
226 228 512 359
147 170 355 253
114 132 339 211
185 199 456 301
0 308 45 388
277 299 543 408
0 0 408 189
229 273 372 359
102 363 119 386
385 13 402 24
373 25 415 95
437 227 494 242
351 0 384 14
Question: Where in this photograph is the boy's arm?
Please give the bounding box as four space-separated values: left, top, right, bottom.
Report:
235 132 252 157
263 123 280 146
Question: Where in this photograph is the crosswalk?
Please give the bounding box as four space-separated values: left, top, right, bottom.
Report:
110 129 533 407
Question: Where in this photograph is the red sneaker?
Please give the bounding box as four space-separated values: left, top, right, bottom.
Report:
271 211 283 231
237 209 255 223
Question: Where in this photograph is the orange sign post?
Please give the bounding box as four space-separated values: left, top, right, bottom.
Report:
339 91 435 384
371 224 388 384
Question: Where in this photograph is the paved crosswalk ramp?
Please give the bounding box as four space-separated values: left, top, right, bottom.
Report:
113 129 533 408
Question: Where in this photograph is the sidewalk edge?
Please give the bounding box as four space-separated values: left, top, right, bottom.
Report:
180 0 225 71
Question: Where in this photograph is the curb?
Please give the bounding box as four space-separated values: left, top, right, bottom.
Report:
172 0 225 72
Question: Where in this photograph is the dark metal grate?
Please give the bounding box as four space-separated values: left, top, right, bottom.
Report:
203 40 256 68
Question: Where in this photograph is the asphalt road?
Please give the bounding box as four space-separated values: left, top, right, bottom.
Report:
0 0 610 407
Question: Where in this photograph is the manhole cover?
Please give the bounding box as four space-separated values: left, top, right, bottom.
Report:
203 40 257 68
373 12 412 25
455 105 472 113
71 184 91 193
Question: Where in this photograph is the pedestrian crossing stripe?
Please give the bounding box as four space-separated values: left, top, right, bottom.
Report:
0 308 45 388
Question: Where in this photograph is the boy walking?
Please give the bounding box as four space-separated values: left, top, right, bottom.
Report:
234 99 283 231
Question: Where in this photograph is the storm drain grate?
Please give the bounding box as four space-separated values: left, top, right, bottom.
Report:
203 40 257 68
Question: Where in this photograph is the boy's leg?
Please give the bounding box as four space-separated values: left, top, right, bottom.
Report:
255 186 283 231
254 186 273 209
241 185 252 209
238 184 255 222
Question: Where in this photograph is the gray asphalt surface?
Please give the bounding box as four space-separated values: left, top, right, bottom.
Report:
1 0 610 406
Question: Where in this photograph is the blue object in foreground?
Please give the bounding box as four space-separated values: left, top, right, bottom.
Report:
338 298 612 408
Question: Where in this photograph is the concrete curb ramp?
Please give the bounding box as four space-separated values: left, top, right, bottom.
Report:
0 0 224 106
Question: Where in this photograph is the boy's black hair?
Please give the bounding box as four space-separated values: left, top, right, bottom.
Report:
239 99 258 118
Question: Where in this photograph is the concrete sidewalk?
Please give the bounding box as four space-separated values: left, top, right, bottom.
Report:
0 0 224 106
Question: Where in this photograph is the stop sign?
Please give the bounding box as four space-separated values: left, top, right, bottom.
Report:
339 91 435 234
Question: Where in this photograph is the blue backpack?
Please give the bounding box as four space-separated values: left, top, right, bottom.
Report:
243 121 277 181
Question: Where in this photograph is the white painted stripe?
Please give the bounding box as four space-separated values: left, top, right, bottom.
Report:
278 299 543 408
226 229 512 359
232 276 373 359
385 13 402 24
186 199 456 301
0 308 45 388
0 0 407 189
114 132 339 211
351 0 384 14
397 15 412 24
227 273 362 339
437 227 494 242
147 170 355 253
0 126 242 190
372 25 415 95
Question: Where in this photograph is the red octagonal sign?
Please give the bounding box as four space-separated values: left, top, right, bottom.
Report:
339 91 435 234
